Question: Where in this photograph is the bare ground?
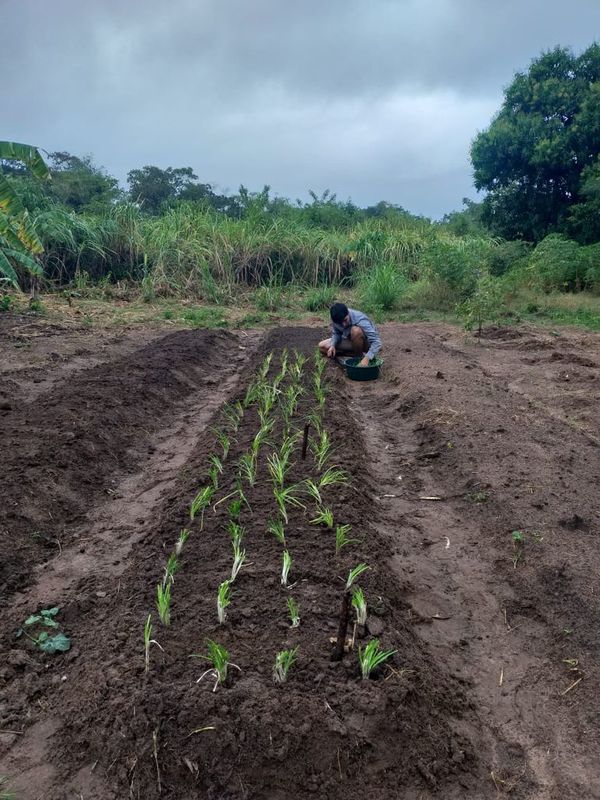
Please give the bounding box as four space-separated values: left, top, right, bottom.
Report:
1 315 599 799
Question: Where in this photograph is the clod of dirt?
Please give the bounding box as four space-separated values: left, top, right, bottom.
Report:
559 513 589 531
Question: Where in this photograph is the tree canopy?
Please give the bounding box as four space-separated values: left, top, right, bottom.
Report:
471 44 600 242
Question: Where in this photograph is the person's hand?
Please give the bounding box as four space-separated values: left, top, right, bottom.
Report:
358 357 370 367
327 346 336 358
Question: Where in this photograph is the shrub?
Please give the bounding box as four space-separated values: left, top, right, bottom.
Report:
358 262 408 311
303 285 336 311
421 238 494 302
527 235 587 292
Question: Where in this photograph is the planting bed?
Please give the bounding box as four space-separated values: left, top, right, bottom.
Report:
2 319 600 799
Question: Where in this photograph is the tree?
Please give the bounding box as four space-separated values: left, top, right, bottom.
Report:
471 44 600 242
0 141 49 289
127 165 200 213
46 151 121 212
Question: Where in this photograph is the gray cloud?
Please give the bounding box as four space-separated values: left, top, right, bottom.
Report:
2 0 598 217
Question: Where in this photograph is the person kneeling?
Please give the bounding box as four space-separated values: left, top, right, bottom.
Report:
318 302 382 366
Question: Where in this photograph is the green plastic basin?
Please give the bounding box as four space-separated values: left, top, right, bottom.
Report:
344 357 383 381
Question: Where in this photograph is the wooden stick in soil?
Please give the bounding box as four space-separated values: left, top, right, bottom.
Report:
331 590 350 661
301 422 310 460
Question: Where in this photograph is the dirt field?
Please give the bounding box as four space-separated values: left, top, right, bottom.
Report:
1 314 600 799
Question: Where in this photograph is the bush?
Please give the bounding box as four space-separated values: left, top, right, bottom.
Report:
527 234 587 291
303 285 337 311
421 238 494 303
358 262 408 311
457 273 504 335
254 284 286 312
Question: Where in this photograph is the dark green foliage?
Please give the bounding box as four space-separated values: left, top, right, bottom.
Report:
472 44 600 242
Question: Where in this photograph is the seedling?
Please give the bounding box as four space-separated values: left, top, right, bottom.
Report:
310 506 334 529
217 579 232 624
267 452 290 489
222 402 243 432
156 582 172 625
0 776 15 800
208 453 223 476
229 496 243 521
303 479 322 505
238 452 257 487
319 466 349 490
243 377 261 408
228 520 245 547
190 486 214 527
335 524 359 555
144 614 163 672
287 596 300 627
267 517 286 546
512 530 524 567
346 563 369 591
194 639 240 692
258 352 273 381
175 528 190 556
351 587 367 626
281 550 293 587
291 351 307 382
274 483 306 524
231 541 246 581
213 429 232 460
16 607 71 654
358 639 396 680
273 646 298 683
251 418 274 458
162 553 179 587
310 429 333 471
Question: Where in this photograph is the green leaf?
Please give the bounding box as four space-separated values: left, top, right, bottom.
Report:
39 633 71 653
24 614 41 626
41 607 60 617
0 141 50 180
42 617 59 628
37 631 49 642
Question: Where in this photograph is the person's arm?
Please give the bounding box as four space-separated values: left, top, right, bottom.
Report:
330 323 342 350
360 316 382 363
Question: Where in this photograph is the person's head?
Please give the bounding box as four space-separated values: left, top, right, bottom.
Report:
330 302 349 326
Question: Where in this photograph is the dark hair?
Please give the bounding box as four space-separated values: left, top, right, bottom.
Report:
330 302 348 324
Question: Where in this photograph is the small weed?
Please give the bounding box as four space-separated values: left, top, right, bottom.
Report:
16 607 71 654
469 490 489 504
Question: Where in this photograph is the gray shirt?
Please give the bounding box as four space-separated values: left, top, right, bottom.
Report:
331 308 382 360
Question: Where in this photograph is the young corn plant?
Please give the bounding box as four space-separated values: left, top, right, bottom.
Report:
287 596 300 627
351 587 368 626
310 429 333 471
274 483 306 524
243 377 261 408
214 429 232 460
162 553 179 587
358 639 396 680
190 486 215 527
194 639 240 692
237 452 257 487
258 352 273 381
228 520 245 547
319 466 349 491
310 506 334 529
303 479 322 506
174 528 190 556
144 614 163 672
306 408 323 435
267 517 286 546
335 524 359 555
281 550 293 587
231 541 246 581
217 579 232 624
273 646 298 683
207 453 223 489
251 418 274 460
346 563 370 591
267 452 290 489
222 401 243 432
156 582 172 626
291 351 307 382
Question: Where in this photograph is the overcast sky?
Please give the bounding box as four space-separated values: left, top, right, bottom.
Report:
3 1 598 217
